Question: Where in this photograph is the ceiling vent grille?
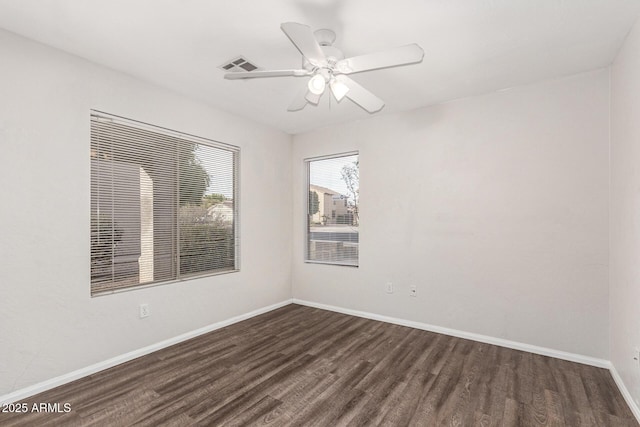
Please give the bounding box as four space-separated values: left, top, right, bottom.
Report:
219 56 258 72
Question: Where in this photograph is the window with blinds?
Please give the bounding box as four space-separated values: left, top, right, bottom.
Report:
90 111 239 295
306 152 359 266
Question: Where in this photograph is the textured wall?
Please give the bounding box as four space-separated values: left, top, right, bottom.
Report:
611 17 640 411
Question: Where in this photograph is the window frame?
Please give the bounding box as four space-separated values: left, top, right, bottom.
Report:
90 110 240 296
304 151 359 267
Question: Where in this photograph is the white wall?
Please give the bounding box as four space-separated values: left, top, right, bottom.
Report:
611 17 640 409
0 22 620 400
0 29 292 395
292 69 610 359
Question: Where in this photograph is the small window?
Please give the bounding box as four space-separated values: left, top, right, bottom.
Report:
90 112 239 295
306 152 359 266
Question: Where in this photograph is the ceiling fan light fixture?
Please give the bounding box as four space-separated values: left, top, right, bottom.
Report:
307 74 326 95
329 78 349 101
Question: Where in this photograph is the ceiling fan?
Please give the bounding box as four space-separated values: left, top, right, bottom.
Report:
224 22 424 113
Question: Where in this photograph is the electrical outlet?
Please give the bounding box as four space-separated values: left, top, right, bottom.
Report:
385 282 394 294
409 285 417 297
139 303 150 319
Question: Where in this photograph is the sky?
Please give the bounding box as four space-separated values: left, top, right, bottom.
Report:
309 154 358 198
197 145 235 199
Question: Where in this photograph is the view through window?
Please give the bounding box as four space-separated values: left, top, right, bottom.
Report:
306 152 359 266
90 112 239 295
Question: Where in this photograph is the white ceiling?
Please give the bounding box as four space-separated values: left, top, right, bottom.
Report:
0 0 639 134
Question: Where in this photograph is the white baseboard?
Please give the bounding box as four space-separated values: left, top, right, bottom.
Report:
0 299 293 405
610 364 640 423
292 299 611 369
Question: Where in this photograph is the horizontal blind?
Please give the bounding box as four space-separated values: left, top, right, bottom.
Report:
306 153 359 266
90 112 239 295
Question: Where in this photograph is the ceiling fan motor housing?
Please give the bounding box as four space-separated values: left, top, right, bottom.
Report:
313 28 336 46
302 30 344 74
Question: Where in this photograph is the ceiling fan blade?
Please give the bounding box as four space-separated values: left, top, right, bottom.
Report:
224 69 311 80
281 22 326 66
335 75 385 113
305 90 322 105
337 44 424 74
288 84 309 111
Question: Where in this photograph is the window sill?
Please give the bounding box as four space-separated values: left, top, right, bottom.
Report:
91 268 240 297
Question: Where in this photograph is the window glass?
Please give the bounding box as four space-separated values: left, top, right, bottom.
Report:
306 153 359 266
90 112 239 295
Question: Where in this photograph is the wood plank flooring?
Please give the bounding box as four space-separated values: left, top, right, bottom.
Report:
1 304 637 426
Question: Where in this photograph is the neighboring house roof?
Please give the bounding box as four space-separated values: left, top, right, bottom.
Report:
310 184 345 197
207 201 234 221
211 200 233 207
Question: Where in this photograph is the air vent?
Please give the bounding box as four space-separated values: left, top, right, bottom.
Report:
219 56 259 73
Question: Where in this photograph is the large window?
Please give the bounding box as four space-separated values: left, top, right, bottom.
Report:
90 112 239 295
306 152 359 266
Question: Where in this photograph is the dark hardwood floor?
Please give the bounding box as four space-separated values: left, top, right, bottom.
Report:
1 304 637 426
